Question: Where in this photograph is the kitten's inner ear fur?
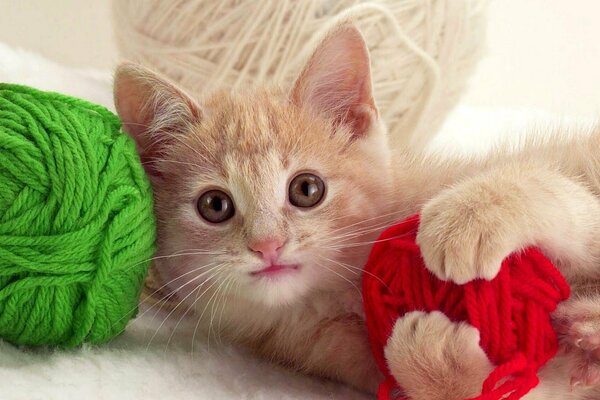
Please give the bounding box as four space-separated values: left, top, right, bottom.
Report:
113 62 201 175
291 23 377 139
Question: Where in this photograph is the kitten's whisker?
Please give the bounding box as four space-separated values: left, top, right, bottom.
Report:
121 249 224 275
216 278 238 346
145 283 200 352
204 274 233 352
169 247 226 255
113 261 220 328
189 268 232 355
315 260 362 299
194 274 232 353
326 219 402 243
208 273 233 347
329 211 414 237
139 263 216 311
138 262 219 321
171 249 225 256
319 216 413 249
146 264 226 350
317 255 358 275
319 256 391 290
211 275 239 344
145 264 222 334
327 232 415 250
306 220 397 257
152 264 227 352
317 223 396 252
327 208 412 235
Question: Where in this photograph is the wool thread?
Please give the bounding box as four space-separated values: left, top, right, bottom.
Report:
363 214 570 400
0 83 157 347
112 0 488 150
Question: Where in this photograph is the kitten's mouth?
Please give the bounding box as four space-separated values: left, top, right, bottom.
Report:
250 264 300 278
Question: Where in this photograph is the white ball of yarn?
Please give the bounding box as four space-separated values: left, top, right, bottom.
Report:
112 0 488 149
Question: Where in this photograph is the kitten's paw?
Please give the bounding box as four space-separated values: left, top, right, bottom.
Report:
384 311 493 400
554 299 600 386
417 183 526 284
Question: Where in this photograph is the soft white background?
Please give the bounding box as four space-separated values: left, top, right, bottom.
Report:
1 1 600 400
1 0 600 116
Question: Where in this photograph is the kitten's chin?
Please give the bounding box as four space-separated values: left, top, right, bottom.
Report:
241 269 317 308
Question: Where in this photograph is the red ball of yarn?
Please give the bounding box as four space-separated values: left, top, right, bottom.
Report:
363 214 571 400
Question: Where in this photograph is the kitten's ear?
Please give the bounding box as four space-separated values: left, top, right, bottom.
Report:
114 62 201 175
291 23 377 139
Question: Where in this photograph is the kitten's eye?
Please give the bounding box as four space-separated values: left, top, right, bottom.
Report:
289 173 325 208
197 190 235 223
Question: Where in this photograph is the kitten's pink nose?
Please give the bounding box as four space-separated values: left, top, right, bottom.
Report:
249 238 286 262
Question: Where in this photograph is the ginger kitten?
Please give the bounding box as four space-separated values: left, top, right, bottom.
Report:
114 23 600 400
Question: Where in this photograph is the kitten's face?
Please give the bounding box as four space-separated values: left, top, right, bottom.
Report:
115 24 393 307
153 92 390 306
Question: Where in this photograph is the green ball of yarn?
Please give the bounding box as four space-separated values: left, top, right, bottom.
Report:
0 84 156 347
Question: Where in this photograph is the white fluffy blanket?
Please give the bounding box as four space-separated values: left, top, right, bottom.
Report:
0 42 594 400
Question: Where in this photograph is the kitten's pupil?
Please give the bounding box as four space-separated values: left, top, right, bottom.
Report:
301 181 313 197
213 198 223 212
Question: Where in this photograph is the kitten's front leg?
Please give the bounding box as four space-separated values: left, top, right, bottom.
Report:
300 315 383 393
416 163 600 284
251 310 383 394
